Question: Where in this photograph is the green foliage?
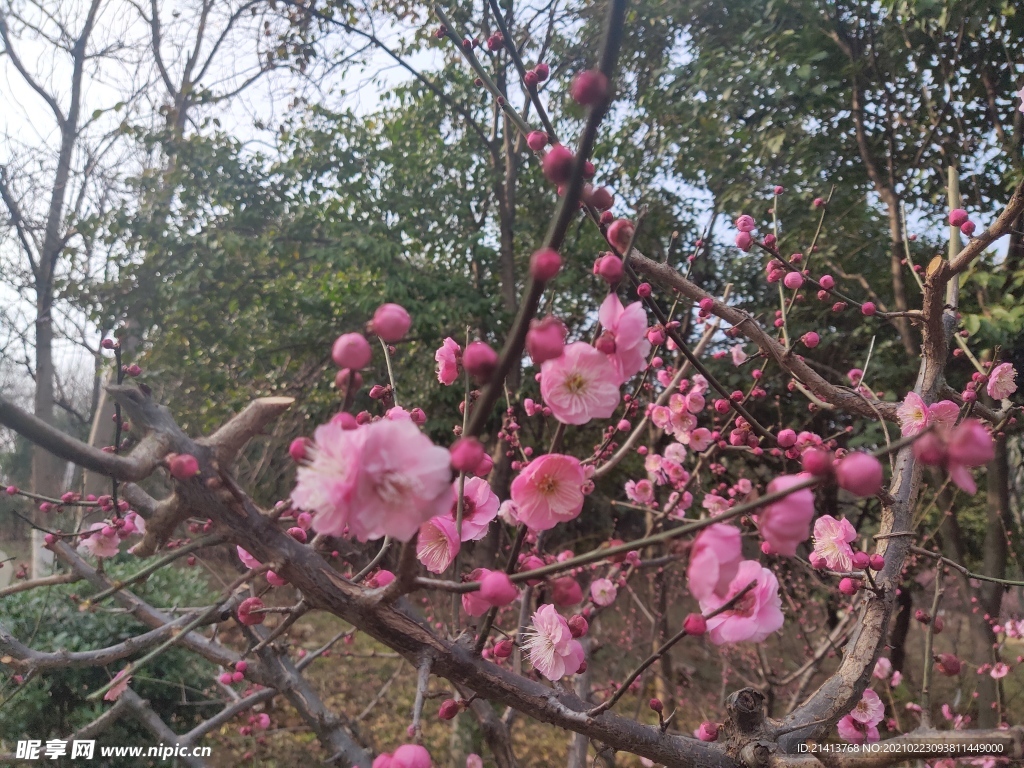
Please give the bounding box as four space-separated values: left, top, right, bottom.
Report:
0 562 219 766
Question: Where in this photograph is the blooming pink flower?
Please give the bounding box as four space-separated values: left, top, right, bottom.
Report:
730 345 748 366
838 689 884 743
759 474 815 556
104 669 131 701
293 419 453 542
987 362 1018 400
625 479 655 505
812 515 857 571
417 516 461 574
125 511 146 535
435 337 461 385
897 392 929 436
702 493 729 515
990 662 1009 679
79 522 120 559
687 524 742 602
540 342 621 425
700 560 784 644
598 293 651 382
590 578 617 606
523 604 585 680
928 400 960 432
510 454 586 531
688 427 713 451
450 477 499 541
837 715 879 744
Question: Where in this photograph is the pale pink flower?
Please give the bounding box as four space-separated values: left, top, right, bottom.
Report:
873 657 893 680
987 362 1018 400
664 443 687 464
759 474 815 556
104 669 132 702
700 560 784 644
837 715 879 744
691 374 709 394
625 479 655 505
237 546 262 570
702 493 729 515
598 293 651 381
897 392 929 436
79 522 120 559
450 477 499 541
990 662 1010 679
510 454 586 531
688 523 742 602
850 689 885 724
540 342 621 425
523 604 585 680
688 427 713 451
466 756 483 768
416 516 461 573
812 515 857 571
928 400 960 432
294 418 453 542
435 337 461 385
497 499 520 526
947 420 995 494
890 670 902 687
590 577 617 606
730 345 748 366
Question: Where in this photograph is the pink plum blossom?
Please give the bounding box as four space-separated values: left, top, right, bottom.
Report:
292 419 453 542
759 474 815 556
450 477 499 541
812 515 857 571
873 657 893 680
987 362 1017 400
990 662 1009 679
625 479 655 505
598 293 651 381
540 342 621 425
435 337 461 385
897 392 929 436
838 689 884 743
687 524 743 602
79 522 120 559
590 578 617 606
417 516 461 574
730 345 748 366
700 560 784 645
392 744 432 768
523 604 585 680
946 420 995 494
510 454 586 531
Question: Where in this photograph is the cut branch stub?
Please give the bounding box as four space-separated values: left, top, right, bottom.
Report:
724 688 770 739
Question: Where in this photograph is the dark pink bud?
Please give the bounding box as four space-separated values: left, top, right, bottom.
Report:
237 597 266 626
594 330 617 355
551 576 583 607
168 453 200 480
494 639 513 658
589 186 614 211
777 429 797 448
568 614 589 638
332 333 372 369
370 303 411 342
809 552 827 569
697 722 719 742
832 301 847 313
606 219 635 252
802 447 833 476
235 661 248 673
289 438 311 463
835 452 883 497
649 698 663 713
542 145 574 185
869 554 885 571
735 231 753 251
451 437 486 473
934 653 961 676
524 70 538 87
801 331 820 348
773 185 784 195
526 130 549 151
479 570 518 606
948 209 968 227
783 271 804 290
593 253 624 283
526 316 566 364
533 62 549 81
126 364 142 377
473 453 494 478
960 220 976 236
463 341 499 383
335 368 363 394
852 551 870 570
819 274 835 290
683 612 707 635
763 233 776 247
438 699 460 720
838 578 860 595
915 609 931 624
287 527 307 543
861 302 876 316
735 214 756 232
530 247 562 281
570 69 609 106
101 338 116 349
813 197 824 208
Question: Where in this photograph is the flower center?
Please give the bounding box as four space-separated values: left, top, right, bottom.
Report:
375 471 417 506
535 474 558 495
564 372 587 395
